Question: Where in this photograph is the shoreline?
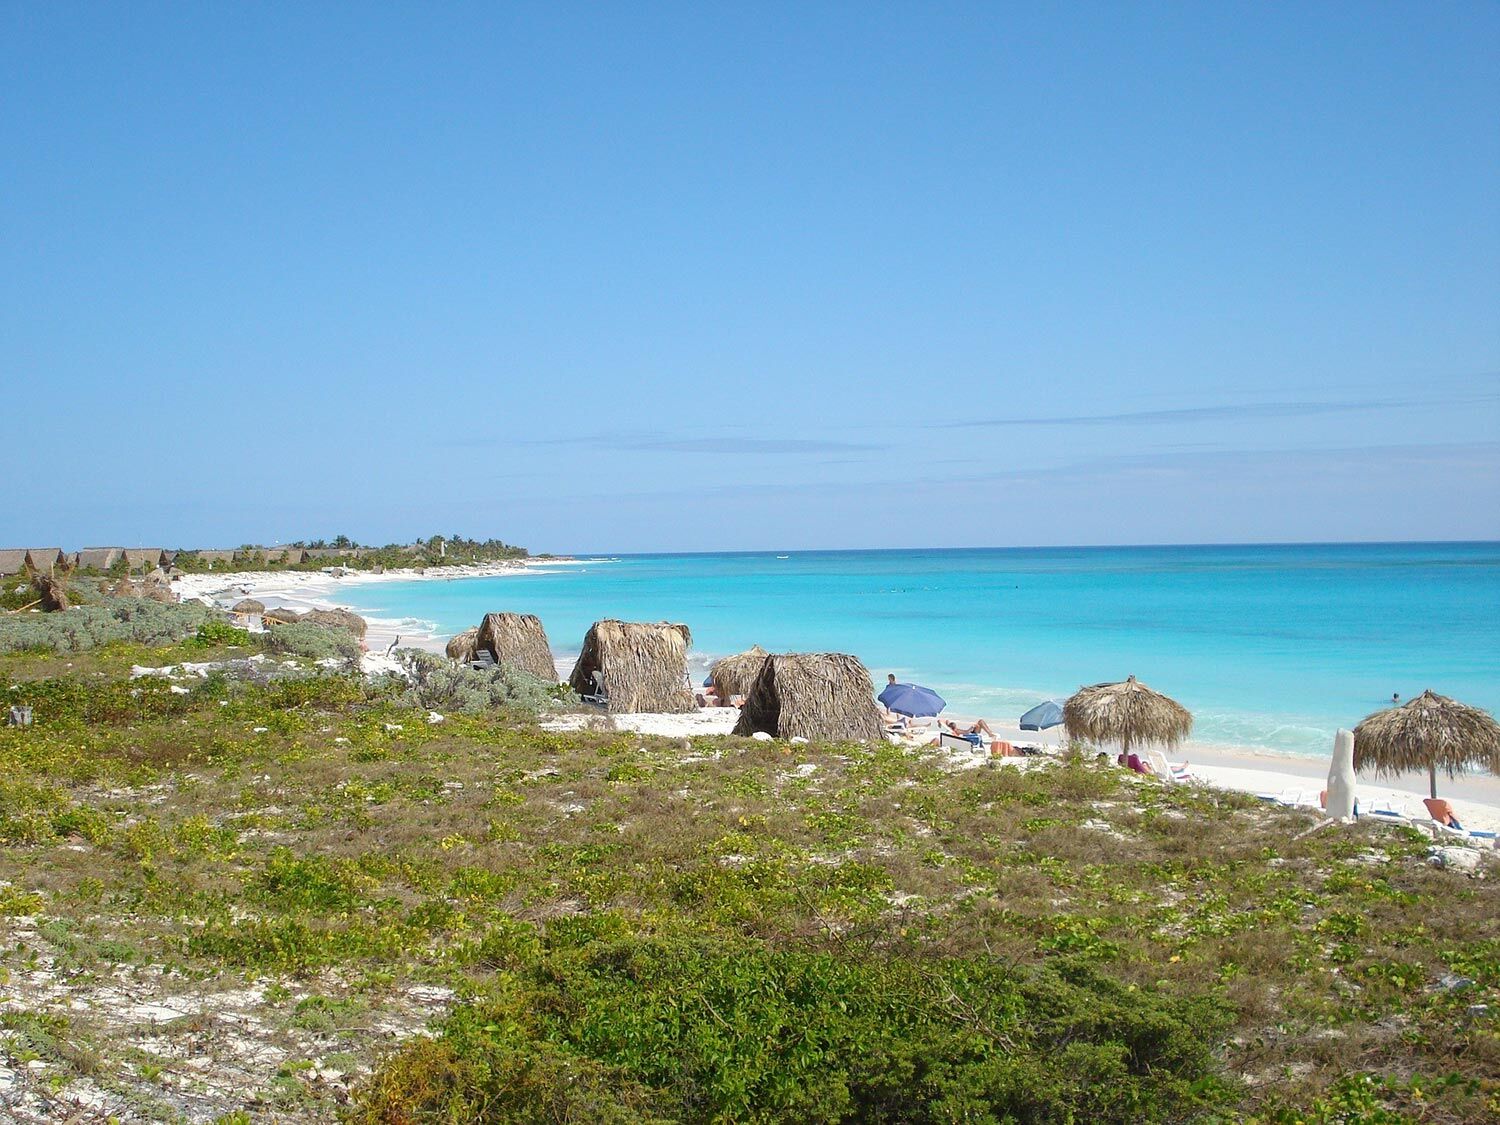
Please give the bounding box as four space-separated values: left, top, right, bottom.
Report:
185 564 1500 837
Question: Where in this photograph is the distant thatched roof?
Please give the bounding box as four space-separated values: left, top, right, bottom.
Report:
76 548 122 571
733 653 885 743
568 620 694 714
123 549 164 570
476 612 556 680
710 645 769 698
232 598 266 615
303 608 367 638
262 607 303 625
446 626 480 663
1063 675 1192 751
1354 690 1500 783
25 549 64 573
0 550 28 576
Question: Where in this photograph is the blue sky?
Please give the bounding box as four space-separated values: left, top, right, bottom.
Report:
4 3 1497 553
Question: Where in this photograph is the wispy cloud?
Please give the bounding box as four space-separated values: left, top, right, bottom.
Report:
935 390 1500 431
937 399 1402 430
527 432 885 455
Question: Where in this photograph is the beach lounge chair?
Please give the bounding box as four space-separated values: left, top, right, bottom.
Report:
939 732 979 753
580 670 609 706
1145 750 1193 783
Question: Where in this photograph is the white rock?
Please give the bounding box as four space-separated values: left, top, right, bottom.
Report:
751 731 774 742
427 711 445 724
1429 847 1482 872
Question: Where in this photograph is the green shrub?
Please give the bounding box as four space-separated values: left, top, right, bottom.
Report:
354 928 1235 1123
190 619 253 648
265 621 361 664
395 649 573 716
0 598 215 654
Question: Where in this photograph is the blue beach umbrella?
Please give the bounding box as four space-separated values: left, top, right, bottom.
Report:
1019 700 1065 731
878 682 947 718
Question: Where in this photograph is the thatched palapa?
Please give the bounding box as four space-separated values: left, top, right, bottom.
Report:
476 612 556 680
710 644 769 699
25 549 64 573
302 608 367 638
0 550 27 577
446 626 480 663
1354 690 1500 799
733 652 885 743
568 620 694 713
76 548 122 572
262 607 303 625
123 548 165 572
1063 675 1192 755
232 598 266 615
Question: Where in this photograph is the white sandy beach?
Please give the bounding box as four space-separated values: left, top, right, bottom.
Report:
180 565 1500 840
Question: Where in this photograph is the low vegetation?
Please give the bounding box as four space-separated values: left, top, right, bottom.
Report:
0 597 214 654
0 630 1494 1121
395 649 574 715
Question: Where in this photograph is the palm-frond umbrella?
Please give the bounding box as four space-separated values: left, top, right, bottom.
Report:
709 645 770 699
1353 690 1500 800
1063 674 1192 758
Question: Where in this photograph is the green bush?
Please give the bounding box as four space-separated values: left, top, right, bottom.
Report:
265 621 361 664
395 649 572 716
190 619 254 648
0 598 215 654
354 927 1235 1123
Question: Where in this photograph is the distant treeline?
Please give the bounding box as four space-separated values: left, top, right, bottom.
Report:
169 535 531 575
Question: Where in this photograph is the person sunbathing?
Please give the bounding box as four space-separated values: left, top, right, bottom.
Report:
1117 752 1152 775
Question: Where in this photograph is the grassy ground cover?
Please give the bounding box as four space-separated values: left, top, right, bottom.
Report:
0 638 1494 1121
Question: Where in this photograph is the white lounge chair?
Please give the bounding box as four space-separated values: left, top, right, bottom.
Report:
1146 750 1193 783
580 670 609 706
938 731 980 753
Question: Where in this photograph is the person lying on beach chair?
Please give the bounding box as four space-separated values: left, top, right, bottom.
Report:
1117 752 1152 776
1423 797 1463 831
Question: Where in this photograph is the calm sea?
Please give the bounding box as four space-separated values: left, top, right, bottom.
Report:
343 543 1500 758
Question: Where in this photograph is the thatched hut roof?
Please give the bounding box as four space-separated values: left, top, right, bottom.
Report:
710 644 769 699
123 548 165 571
75 548 122 572
1063 675 1192 752
194 550 237 565
446 626 480 663
0 550 28 576
733 653 885 743
568 620 694 714
302 608 367 638
476 612 556 680
232 598 266 615
25 549 64 573
1354 690 1500 798
262 607 303 625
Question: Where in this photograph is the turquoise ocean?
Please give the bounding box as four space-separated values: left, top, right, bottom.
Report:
343 543 1500 759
